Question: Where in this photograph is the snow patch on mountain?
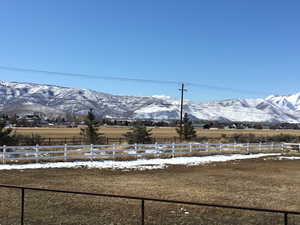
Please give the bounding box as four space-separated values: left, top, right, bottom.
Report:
1 80 300 123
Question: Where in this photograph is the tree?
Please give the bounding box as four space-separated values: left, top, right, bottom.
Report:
80 109 103 144
0 121 16 146
176 113 197 141
123 125 153 144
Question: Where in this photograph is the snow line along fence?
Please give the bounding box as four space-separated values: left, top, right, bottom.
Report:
0 184 299 225
0 142 285 164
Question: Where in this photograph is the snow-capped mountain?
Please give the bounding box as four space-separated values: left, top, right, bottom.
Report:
1 80 300 123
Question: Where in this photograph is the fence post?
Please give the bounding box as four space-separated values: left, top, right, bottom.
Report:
113 144 116 159
259 142 262 152
281 143 284 152
189 143 192 152
35 144 39 163
271 142 274 152
206 142 209 151
90 144 94 160
135 143 138 159
64 144 67 161
2 145 6 164
135 143 138 152
141 200 145 225
284 213 288 225
219 143 222 151
298 144 300 153
21 188 25 225
155 142 158 157
234 142 236 151
247 143 250 153
172 143 175 157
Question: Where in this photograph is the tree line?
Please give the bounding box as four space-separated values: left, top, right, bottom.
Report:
2 109 300 146
80 109 197 144
0 109 196 146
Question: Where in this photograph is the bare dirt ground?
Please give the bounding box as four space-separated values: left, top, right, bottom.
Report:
14 126 300 138
0 157 300 225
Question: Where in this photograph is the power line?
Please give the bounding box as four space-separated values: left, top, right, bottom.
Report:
1 65 293 118
0 65 272 95
0 65 296 118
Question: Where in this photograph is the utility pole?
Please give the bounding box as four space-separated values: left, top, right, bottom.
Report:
179 83 187 142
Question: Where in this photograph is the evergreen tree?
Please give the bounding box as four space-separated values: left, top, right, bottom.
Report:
123 125 153 144
0 121 16 146
80 109 103 144
176 113 197 141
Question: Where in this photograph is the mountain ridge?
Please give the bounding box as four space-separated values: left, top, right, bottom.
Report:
1 80 300 123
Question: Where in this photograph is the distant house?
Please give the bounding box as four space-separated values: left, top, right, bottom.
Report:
17 114 47 127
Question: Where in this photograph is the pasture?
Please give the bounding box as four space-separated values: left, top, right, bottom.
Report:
0 156 300 225
13 126 300 138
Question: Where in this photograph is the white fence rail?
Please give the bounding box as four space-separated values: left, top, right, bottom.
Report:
0 142 285 164
283 143 300 152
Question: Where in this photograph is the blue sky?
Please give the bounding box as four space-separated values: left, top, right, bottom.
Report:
0 0 300 102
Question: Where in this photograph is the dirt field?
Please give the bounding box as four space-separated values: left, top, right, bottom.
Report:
0 156 300 225
13 126 300 138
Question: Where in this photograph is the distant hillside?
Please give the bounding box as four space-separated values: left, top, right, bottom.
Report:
1 80 300 123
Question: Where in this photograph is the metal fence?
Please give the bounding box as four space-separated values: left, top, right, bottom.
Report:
18 136 184 146
0 142 283 164
0 184 299 225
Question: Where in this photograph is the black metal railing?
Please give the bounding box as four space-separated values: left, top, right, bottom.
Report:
0 184 299 225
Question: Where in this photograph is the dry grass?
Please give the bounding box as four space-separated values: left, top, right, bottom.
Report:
0 157 299 225
13 126 300 139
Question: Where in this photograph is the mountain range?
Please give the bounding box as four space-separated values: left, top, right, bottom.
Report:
1 80 300 123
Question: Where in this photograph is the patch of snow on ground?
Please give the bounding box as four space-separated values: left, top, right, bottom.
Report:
0 153 280 171
278 156 300 160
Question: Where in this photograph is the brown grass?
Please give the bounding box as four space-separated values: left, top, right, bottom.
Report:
13 126 300 138
0 157 299 225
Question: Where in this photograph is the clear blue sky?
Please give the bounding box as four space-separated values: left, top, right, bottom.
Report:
0 0 300 102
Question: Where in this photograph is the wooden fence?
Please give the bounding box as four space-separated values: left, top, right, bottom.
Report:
0 142 284 164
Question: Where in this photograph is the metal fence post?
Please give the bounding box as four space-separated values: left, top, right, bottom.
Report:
271 142 274 152
35 144 39 163
247 143 250 153
189 143 192 152
2 145 6 164
141 200 145 225
284 213 288 225
206 142 209 151
64 144 67 161
21 188 25 225
234 142 236 151
281 143 284 152
219 143 222 151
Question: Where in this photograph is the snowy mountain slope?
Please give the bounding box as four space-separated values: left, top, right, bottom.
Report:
266 93 300 111
1 80 300 123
